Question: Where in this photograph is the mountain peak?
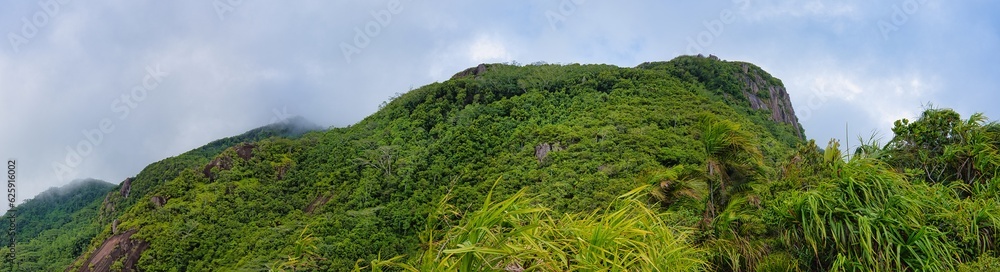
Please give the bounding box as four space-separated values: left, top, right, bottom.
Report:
640 55 805 141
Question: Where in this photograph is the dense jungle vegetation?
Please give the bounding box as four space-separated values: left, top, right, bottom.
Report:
0 179 115 271
3 55 1000 271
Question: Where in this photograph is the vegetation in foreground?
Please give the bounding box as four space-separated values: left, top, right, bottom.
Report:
363 107 1000 271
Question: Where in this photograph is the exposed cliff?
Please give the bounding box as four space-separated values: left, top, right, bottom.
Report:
638 55 805 143
734 61 803 139
68 230 148 272
450 63 489 79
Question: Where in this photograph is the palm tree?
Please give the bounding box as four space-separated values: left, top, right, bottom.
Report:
648 165 708 208
782 158 960 271
697 117 762 221
853 132 890 161
944 113 1000 184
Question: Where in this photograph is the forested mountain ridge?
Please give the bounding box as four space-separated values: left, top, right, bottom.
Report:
56 55 806 271
0 118 320 271
0 179 114 271
1 179 114 243
4 55 999 271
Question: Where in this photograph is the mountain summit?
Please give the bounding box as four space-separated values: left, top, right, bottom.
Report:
7 56 810 271
10 56 1000 271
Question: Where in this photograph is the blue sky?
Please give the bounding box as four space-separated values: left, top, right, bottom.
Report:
0 0 998 210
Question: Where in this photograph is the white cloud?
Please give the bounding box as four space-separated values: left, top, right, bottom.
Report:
786 63 940 143
468 34 513 63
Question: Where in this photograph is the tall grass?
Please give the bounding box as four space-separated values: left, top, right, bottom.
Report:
378 182 707 271
778 159 960 271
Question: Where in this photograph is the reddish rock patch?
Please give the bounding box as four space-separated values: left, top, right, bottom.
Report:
202 156 233 180
304 193 332 214
151 195 167 208
70 230 149 272
236 143 256 160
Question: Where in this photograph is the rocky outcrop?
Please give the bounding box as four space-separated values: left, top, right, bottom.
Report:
202 157 233 181
70 229 148 272
534 142 565 162
151 196 167 208
535 143 551 162
203 143 257 181
638 55 806 140
236 143 256 160
119 178 133 198
451 63 489 79
734 63 803 139
101 195 114 220
304 192 332 214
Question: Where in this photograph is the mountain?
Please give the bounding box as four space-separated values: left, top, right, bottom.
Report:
6 55 999 271
55 55 803 271
0 179 114 271
638 54 804 141
0 118 320 271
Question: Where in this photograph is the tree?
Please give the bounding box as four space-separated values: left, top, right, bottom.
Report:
355 145 398 177
648 164 707 208
888 108 1000 185
697 117 763 222
888 108 962 183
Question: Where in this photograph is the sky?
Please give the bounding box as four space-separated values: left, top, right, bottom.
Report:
0 0 998 211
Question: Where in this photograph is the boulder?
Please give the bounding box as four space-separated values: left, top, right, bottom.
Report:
119 178 133 198
151 196 167 208
73 230 149 272
450 63 489 79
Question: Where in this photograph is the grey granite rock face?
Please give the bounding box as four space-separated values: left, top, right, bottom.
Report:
736 63 803 139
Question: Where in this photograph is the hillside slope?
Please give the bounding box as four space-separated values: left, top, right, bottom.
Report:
10 56 997 271
0 118 320 271
53 55 806 271
0 179 114 271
